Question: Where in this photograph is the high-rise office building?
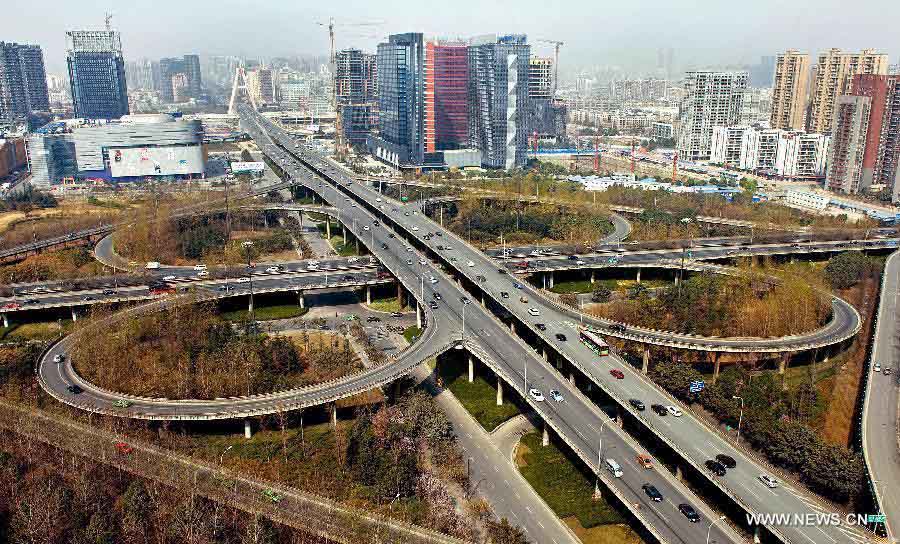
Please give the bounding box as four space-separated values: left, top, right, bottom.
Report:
368 33 426 167
158 55 202 103
0 41 50 123
66 30 129 120
826 74 900 199
807 48 888 135
676 71 748 161
770 50 809 131
425 40 468 152
528 56 553 99
246 67 276 105
124 59 155 91
467 34 531 169
335 49 376 103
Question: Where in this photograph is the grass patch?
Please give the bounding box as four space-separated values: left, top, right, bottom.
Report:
436 355 520 431
329 236 359 257
220 304 308 322
0 319 73 342
550 279 606 294
563 518 644 544
517 431 626 529
367 295 402 313
403 326 423 344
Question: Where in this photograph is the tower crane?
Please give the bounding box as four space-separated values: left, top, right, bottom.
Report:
537 39 564 97
315 18 383 158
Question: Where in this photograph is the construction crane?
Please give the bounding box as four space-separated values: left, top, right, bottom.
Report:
316 18 383 158
537 39 564 97
104 12 114 31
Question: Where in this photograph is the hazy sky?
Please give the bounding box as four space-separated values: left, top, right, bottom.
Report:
5 0 899 77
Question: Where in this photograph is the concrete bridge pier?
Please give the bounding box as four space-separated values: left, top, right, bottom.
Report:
396 283 405 309
636 268 642 283
675 464 683 482
568 372 575 386
71 308 78 322
1 313 7 329
480 294 486 307
468 355 474 383
416 303 422 329
331 404 338 428
296 290 305 308
355 238 360 253
542 422 550 447
712 353 722 384
541 347 548 362
365 285 372 305
615 406 624 428
342 225 347 245
642 346 650 374
244 419 252 439
590 270 596 284
496 379 504 405
509 321 515 334
325 220 331 239
439 206 444 227
248 295 254 313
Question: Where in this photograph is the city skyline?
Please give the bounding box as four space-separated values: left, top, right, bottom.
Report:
4 0 899 80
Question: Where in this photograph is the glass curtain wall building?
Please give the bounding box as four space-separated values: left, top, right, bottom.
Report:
66 30 129 120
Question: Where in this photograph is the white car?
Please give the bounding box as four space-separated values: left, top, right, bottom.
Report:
307 264 319 271
576 260 586 265
666 405 683 417
162 275 177 282
529 389 545 402
265 266 280 273
429 277 438 284
758 474 779 489
196 270 209 277
528 308 540 317
419 259 427 265
348 257 359 263
467 260 475 267
376 198 382 203
193 264 207 271
363 225 370 231
238 277 250 283
412 226 420 231
874 362 882 372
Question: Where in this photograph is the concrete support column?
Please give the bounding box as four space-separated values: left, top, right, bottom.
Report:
753 524 761 544
675 464 683 481
325 220 331 239
496 379 504 406
642 346 650 374
366 285 372 305
244 419 252 439
71 308 77 322
636 268 642 283
297 291 305 308
343 225 347 245
590 270 596 284
509 321 515 334
542 423 550 447
1 313 7 329
396 283 404 309
468 355 474 383
416 303 422 329
549 271 555 289
331 404 338 428
712 353 721 384
542 274 547 289
779 353 789 374
439 206 444 227
616 406 624 428
298 213 303 230
248 295 254 313
568 372 575 385
480 294 486 308
674 271 680 286
541 347 548 362
355 238 360 253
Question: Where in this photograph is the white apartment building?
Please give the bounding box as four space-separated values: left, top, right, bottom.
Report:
779 132 830 180
710 126 749 167
710 125 829 180
744 128 782 173
676 71 748 161
653 122 674 139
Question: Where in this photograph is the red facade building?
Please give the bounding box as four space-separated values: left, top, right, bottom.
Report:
425 41 468 153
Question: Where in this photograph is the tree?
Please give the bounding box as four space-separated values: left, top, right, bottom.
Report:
626 282 649 300
240 149 254 162
591 285 612 303
487 518 529 544
824 252 870 289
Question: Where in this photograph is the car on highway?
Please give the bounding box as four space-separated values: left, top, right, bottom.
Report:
716 454 737 468
363 225 370 231
678 503 700 523
390 312 403 318
24 298 39 305
412 226 419 231
432 293 442 300
193 264 207 271
53 354 65 364
103 289 116 295
629 399 645 411
758 473 779 489
406 259 413 265
429 301 439 309
196 270 209 277
666 405 683 417
642 484 663 502
536 323 547 331
476 275 486 282
2 302 21 310
67 384 83 395
162 275 177 282
519 296 529 303
113 399 132 408
555 333 567 342
388 233 396 239
636 454 654 469
82 295 95 302
609 323 626 333
549 390 564 402
874 362 882 372
705 459 727 476
528 389 545 402
500 291 510 299
513 282 524 289
576 260 586 265
609 369 625 379
651 404 668 416
466 260 475 267
429 276 438 284
381 243 389 250
884 368 894 376
265 266 281 273
366 316 381 323
497 268 507 274
528 308 540 317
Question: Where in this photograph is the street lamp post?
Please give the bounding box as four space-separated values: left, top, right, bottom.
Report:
733 395 744 441
242 241 254 324
707 515 726 544
220 444 234 465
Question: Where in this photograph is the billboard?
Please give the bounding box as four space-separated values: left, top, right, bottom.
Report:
230 161 265 173
108 145 203 178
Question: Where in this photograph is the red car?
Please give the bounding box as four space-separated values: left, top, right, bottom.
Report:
114 441 133 455
1 302 21 311
610 369 625 379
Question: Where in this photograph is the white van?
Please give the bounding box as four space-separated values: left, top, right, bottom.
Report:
145 261 161 270
605 458 623 478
